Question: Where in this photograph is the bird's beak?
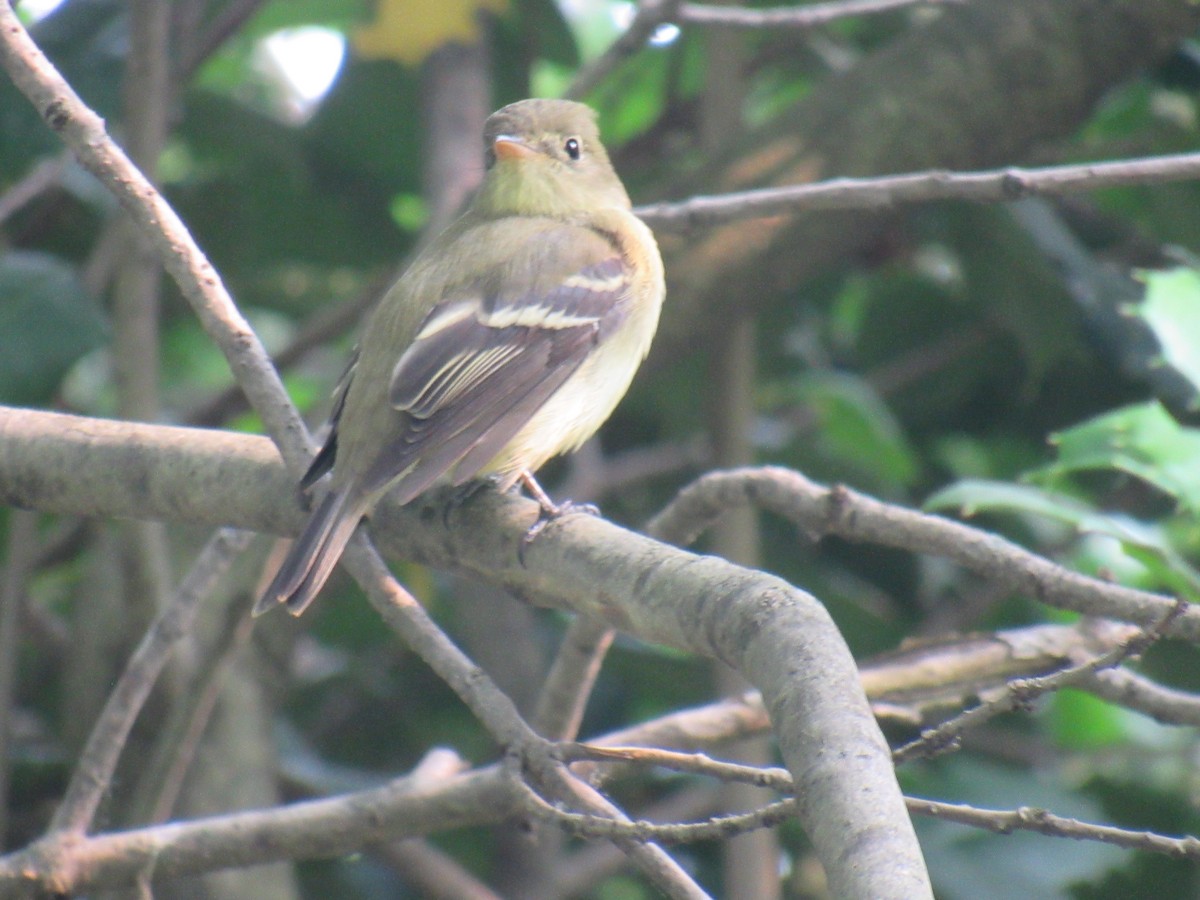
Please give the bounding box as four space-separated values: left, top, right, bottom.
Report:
493 135 538 162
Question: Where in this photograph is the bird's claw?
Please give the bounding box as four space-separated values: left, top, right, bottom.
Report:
519 499 600 565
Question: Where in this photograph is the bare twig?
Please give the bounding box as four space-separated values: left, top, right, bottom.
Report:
533 616 615 740
570 739 1200 859
570 690 771 787
49 529 253 834
517 777 797 846
905 797 1200 858
567 743 792 790
859 620 1141 714
569 621 1147 785
678 0 955 28
893 600 1187 764
551 788 720 897
635 152 1200 232
348 542 711 900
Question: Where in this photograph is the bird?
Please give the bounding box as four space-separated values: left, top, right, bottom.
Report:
255 98 665 616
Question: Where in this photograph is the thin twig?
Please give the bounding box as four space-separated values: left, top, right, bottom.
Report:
533 616 615 740
678 0 956 28
349 540 711 900
49 529 253 834
893 599 1187 764
568 690 771 786
635 152 1200 232
566 743 792 790
566 739 1200 859
549 787 720 897
517 776 797 845
905 796 1200 858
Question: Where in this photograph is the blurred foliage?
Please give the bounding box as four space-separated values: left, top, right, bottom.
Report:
906 756 1125 899
0 250 106 405
4 0 1200 897
1133 267 1200 406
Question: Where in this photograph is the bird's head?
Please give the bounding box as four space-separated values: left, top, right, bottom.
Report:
475 99 631 218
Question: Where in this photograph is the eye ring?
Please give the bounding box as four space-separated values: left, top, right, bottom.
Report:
564 137 582 161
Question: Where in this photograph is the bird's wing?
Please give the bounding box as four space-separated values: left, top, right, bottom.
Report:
359 246 634 502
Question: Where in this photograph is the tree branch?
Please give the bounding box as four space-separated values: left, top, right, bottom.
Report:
0 405 930 898
0 768 515 894
676 0 956 28
49 529 253 834
647 467 1200 640
652 0 1200 366
636 152 1200 231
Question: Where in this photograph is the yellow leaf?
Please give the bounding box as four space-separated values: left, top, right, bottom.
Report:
354 0 509 67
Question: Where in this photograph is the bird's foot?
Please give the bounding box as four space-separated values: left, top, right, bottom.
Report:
518 470 599 562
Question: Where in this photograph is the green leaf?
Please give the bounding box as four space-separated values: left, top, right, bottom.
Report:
1130 267 1200 409
794 371 919 488
1 0 126 176
191 0 366 98
924 479 1091 522
1051 689 1127 749
510 0 578 68
171 79 411 293
0 251 108 405
925 479 1200 597
1042 401 1200 512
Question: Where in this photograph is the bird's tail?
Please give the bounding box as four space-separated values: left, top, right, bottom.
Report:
254 488 366 617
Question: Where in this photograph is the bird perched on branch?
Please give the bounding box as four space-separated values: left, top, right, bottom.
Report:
256 98 665 616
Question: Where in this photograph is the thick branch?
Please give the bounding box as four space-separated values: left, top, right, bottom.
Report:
0 406 930 898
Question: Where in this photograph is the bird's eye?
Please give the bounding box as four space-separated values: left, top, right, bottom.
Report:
564 137 582 161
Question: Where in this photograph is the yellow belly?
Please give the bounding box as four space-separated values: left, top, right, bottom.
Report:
483 215 664 484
